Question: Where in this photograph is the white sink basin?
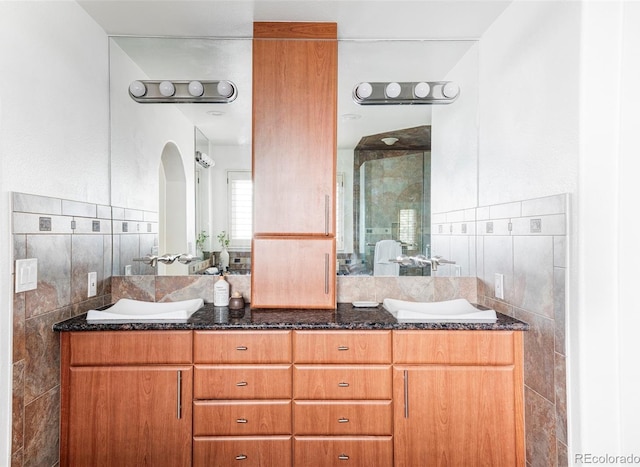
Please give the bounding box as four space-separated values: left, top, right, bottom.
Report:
86 298 204 322
383 298 497 323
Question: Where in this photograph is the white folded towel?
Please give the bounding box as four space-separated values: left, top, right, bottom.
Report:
373 240 402 276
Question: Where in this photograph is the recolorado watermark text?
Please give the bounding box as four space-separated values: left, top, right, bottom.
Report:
575 453 640 464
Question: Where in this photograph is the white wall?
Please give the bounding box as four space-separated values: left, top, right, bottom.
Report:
0 1 110 463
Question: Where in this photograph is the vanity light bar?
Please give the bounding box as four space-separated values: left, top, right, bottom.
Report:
352 81 460 105
128 80 238 104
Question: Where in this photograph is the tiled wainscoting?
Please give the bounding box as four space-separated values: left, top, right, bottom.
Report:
433 193 569 467
9 190 568 467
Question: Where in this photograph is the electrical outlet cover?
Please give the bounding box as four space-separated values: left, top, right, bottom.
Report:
494 273 504 300
15 258 38 292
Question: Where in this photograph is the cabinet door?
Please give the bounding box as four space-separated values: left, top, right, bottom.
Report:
66 366 192 467
253 27 337 235
393 366 522 467
252 237 336 308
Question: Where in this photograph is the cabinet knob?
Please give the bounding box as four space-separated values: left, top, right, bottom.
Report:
337 346 349 351
236 381 248 387
338 454 350 461
338 382 350 387
235 346 248 351
236 418 248 424
338 418 350 423
235 454 248 461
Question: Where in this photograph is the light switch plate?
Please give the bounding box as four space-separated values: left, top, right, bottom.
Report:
494 273 504 300
15 258 38 293
87 271 97 297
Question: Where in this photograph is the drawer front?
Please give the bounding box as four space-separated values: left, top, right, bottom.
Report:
193 400 291 436
194 331 292 364
393 330 515 365
293 401 392 435
293 331 391 364
293 365 392 400
194 365 292 399
69 331 192 365
294 436 393 467
193 436 292 467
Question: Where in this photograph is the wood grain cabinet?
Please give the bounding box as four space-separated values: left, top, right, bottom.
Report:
392 330 525 467
251 21 338 308
293 331 394 466
60 331 193 467
192 331 293 467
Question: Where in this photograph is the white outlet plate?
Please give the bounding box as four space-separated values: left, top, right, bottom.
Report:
494 273 504 300
87 271 97 297
15 258 38 292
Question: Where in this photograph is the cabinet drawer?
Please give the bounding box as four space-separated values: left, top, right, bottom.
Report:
193 436 291 467
293 331 391 364
69 331 192 365
193 400 291 436
294 436 393 467
393 330 515 365
194 331 292 364
194 365 292 399
293 401 392 435
293 365 391 399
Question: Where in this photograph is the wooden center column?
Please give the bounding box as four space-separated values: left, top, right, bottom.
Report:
251 22 338 309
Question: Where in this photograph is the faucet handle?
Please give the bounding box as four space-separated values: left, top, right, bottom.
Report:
389 255 413 266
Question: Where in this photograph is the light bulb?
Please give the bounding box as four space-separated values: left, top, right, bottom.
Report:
355 82 373 99
217 80 234 98
159 81 175 97
414 82 430 98
188 80 204 97
385 82 402 98
129 80 146 98
442 82 460 98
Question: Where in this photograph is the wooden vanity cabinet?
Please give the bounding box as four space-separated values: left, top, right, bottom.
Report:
392 330 525 467
192 331 293 466
251 22 337 309
60 331 193 467
292 331 394 466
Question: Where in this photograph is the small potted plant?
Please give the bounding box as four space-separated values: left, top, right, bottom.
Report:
196 230 209 259
217 231 230 271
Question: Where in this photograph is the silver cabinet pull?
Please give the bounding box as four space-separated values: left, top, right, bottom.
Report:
404 370 409 418
324 253 330 294
338 418 349 423
325 195 330 236
176 370 182 419
337 346 349 351
236 381 248 387
338 382 349 387
235 454 248 461
236 346 248 351
338 454 349 461
236 418 248 424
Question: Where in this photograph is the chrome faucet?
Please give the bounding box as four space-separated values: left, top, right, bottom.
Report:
389 254 456 271
133 253 198 267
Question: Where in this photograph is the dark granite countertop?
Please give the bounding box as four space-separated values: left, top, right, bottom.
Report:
53 303 528 332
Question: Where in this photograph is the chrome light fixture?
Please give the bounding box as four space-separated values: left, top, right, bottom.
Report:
352 81 459 105
129 80 238 103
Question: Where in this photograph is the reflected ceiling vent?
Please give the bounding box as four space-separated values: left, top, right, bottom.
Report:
353 81 459 105
196 151 214 168
128 80 237 103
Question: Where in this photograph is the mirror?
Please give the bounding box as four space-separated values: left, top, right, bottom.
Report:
109 36 478 277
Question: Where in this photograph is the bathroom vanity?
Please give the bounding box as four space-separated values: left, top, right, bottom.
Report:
55 305 527 466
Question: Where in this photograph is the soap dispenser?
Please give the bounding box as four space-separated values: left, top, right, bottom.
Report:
213 275 230 306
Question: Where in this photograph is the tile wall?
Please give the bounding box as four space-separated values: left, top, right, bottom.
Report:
11 193 113 466
433 193 569 467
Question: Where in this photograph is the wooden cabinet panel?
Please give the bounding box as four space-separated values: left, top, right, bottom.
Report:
66 366 192 467
293 401 392 435
393 365 523 467
193 400 292 436
69 330 192 365
293 365 391 400
294 436 393 467
194 365 292 399
193 436 292 467
393 330 515 365
252 26 337 235
252 237 336 309
293 331 391 364
193 331 292 364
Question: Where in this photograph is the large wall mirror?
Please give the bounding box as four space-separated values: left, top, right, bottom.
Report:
109 36 478 277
